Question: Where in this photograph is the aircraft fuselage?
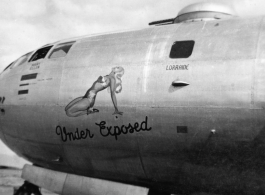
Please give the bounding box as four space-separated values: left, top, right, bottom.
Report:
1 16 265 194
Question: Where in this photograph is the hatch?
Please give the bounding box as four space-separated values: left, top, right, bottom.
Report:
149 2 237 26
175 2 237 23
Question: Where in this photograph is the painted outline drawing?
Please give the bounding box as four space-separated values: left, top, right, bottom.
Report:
65 66 124 117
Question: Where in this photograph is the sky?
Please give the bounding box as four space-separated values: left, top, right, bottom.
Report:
0 0 265 161
0 0 265 72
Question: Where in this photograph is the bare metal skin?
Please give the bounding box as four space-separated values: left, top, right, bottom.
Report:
1 14 265 195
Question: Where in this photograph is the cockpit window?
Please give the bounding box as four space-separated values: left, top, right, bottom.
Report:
49 41 75 59
2 52 33 72
3 62 14 71
28 46 53 62
169 40 195 58
12 52 33 68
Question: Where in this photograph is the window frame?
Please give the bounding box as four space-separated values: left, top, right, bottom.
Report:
169 40 195 59
3 62 14 71
48 41 75 59
11 52 33 69
28 45 53 62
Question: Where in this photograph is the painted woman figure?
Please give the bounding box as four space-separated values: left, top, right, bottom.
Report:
65 66 124 117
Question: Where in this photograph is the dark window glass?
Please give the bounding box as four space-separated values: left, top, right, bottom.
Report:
28 46 53 62
49 41 75 59
169 40 195 58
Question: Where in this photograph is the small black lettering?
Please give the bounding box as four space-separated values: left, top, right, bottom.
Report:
166 64 189 70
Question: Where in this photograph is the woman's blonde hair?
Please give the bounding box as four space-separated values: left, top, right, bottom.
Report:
112 66 124 93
